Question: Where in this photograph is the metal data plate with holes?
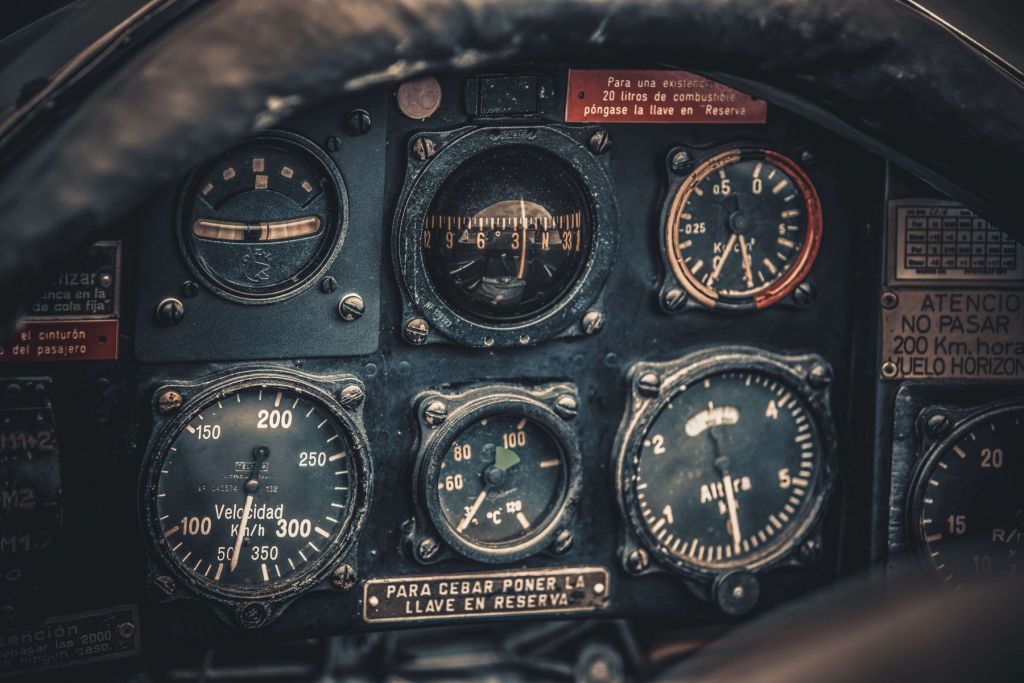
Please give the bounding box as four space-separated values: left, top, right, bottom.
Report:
363 567 609 623
0 605 139 678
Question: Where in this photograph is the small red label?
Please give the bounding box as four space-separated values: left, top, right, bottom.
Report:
0 320 119 362
566 69 767 124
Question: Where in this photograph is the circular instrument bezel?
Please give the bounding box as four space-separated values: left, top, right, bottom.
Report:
393 125 618 348
140 369 372 605
662 146 823 311
614 347 838 580
415 385 583 563
906 401 1024 583
177 130 349 305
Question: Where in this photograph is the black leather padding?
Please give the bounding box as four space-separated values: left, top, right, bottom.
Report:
1 0 1023 324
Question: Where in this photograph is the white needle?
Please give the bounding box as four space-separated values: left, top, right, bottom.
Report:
517 198 528 279
721 474 742 554
458 490 488 533
230 493 254 572
709 233 738 285
738 235 754 289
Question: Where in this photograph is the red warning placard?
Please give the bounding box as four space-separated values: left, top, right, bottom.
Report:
566 69 767 124
0 319 119 362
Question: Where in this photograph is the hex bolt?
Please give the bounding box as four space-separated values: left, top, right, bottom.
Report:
331 563 357 590
662 288 687 311
551 528 574 555
417 537 440 562
554 394 579 420
181 280 199 298
411 135 437 161
880 289 899 310
625 548 649 574
880 361 899 380
155 297 184 326
117 622 136 640
713 571 760 616
924 412 950 439
337 293 365 321
344 109 372 136
807 362 832 388
581 310 605 336
636 372 661 397
669 149 691 174
337 384 364 407
157 390 183 414
403 318 430 345
320 275 338 294
793 281 817 307
588 128 612 155
798 538 822 565
423 400 448 426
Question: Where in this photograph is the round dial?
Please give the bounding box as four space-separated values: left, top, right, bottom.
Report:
146 383 359 598
180 132 345 302
422 146 592 322
910 405 1024 587
664 148 822 309
623 368 828 573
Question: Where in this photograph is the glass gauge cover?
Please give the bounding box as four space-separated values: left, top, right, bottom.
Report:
180 132 346 302
910 405 1024 587
145 381 362 599
618 357 834 576
422 146 592 322
664 148 822 310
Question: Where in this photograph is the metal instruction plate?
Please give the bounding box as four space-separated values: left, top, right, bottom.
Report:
363 566 610 623
887 200 1023 285
23 241 121 319
565 69 766 124
0 604 139 678
880 289 1024 380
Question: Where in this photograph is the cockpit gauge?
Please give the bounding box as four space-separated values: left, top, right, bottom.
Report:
140 370 371 622
662 147 822 311
909 404 1024 587
411 384 582 563
393 126 618 348
179 131 347 303
614 348 836 585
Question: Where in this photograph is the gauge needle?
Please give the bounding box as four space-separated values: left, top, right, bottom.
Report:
709 233 737 285
738 235 754 289
230 492 254 572
458 490 488 533
517 198 528 279
721 473 743 554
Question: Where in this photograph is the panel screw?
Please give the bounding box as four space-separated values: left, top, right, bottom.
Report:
581 310 605 335
807 362 832 388
880 289 899 310
117 622 136 640
588 128 612 155
396 76 443 120
551 528 574 555
320 275 338 294
924 412 950 438
337 293 365 321
411 135 437 161
238 603 269 629
181 280 199 298
423 400 448 426
880 361 898 380
637 372 660 397
326 135 342 152
662 288 687 311
98 272 114 288
337 384 364 407
157 390 183 414
625 548 649 574
368 595 380 608
403 318 430 345
155 297 184 325
417 537 440 562
149 575 176 600
800 149 816 166
344 109 372 136
793 281 817 307
331 563 357 590
554 394 578 420
669 149 691 174
713 571 760 616
798 538 822 565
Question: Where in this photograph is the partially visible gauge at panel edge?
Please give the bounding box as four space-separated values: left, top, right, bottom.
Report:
142 375 368 601
617 350 835 577
179 131 346 303
909 404 1023 588
664 147 822 310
